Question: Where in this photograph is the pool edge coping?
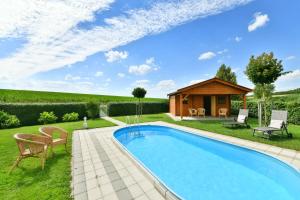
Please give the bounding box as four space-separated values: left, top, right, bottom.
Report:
112 130 181 200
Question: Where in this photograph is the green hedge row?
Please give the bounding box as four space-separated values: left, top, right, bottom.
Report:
107 102 169 117
0 103 87 126
231 100 300 125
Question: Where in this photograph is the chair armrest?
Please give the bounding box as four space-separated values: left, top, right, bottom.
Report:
57 128 68 139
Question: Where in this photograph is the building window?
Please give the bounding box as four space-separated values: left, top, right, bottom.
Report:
217 96 226 104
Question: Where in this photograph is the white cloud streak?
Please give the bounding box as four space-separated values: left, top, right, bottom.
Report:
0 0 252 80
248 12 269 32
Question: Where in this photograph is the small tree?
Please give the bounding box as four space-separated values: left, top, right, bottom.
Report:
132 87 147 117
245 52 285 125
216 64 237 84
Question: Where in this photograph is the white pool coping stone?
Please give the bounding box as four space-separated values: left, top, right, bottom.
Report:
71 120 300 200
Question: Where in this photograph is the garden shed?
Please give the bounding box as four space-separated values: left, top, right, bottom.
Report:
168 77 252 118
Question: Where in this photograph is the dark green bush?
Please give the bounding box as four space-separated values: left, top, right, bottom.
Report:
62 112 79 122
231 100 300 125
107 102 169 116
0 103 87 126
86 102 99 119
0 110 20 129
38 111 58 124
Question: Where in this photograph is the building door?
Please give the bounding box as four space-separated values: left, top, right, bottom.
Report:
204 96 211 116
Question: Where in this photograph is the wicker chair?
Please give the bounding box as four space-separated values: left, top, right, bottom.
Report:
10 134 50 173
39 126 68 156
219 108 228 118
188 108 198 117
197 108 205 117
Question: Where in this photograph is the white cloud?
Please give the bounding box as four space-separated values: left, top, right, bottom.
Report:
0 79 100 94
198 51 216 60
278 69 300 81
146 57 155 65
156 80 176 90
285 56 296 61
117 73 125 78
0 0 252 80
65 74 81 81
248 12 269 32
129 64 152 75
129 57 158 75
104 50 128 62
95 71 104 77
132 79 150 88
189 79 204 85
235 36 242 42
275 69 300 91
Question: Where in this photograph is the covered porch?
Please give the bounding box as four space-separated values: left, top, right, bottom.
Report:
168 78 252 119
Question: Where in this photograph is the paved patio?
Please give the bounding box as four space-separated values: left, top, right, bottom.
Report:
71 120 300 200
166 113 234 121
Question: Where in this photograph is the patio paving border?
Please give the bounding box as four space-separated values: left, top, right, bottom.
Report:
71 119 300 200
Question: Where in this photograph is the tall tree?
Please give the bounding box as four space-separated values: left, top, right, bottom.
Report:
245 52 285 125
132 87 147 117
216 64 237 84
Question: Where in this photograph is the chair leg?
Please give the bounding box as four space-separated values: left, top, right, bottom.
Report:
9 155 22 174
64 143 68 153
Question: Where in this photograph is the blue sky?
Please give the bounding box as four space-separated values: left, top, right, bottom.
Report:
0 0 299 98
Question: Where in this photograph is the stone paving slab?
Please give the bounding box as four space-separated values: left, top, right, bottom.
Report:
71 126 164 200
71 121 300 200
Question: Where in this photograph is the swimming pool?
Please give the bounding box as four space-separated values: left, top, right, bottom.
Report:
114 125 300 200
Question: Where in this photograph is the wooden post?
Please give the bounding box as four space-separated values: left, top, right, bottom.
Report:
180 94 183 120
243 94 247 109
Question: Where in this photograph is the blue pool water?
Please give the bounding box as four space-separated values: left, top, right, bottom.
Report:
114 125 300 200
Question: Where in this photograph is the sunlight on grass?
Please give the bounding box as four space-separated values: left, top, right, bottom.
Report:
0 119 115 200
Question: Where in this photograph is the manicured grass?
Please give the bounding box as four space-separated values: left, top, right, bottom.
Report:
0 119 115 200
0 89 166 103
114 114 300 151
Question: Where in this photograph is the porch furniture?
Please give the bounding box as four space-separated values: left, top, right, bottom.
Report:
219 108 228 118
253 110 291 139
223 109 249 128
10 134 50 173
188 108 198 117
39 126 68 156
197 108 205 117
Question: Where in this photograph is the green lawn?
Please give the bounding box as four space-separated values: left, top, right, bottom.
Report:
114 114 300 151
0 119 115 200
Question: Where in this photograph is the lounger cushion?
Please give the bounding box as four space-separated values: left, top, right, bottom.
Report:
237 115 246 123
269 120 283 129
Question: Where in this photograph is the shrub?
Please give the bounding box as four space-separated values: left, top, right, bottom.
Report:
62 112 79 122
38 111 58 124
231 100 300 125
0 110 20 129
0 103 87 126
107 102 169 116
86 102 99 119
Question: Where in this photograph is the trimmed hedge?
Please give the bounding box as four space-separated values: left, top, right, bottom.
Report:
107 102 169 117
231 100 300 125
0 103 87 126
